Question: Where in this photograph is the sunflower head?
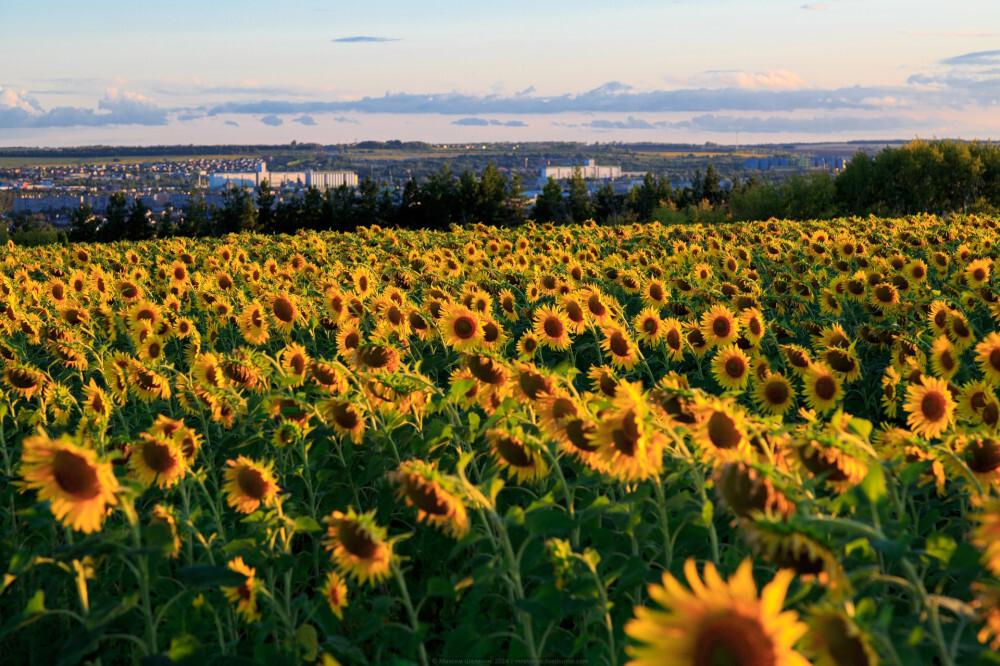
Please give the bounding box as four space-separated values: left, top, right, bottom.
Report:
387 459 469 538
323 508 394 586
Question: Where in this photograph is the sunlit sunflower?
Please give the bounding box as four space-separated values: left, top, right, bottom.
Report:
131 433 187 489
754 372 796 417
956 435 1000 489
601 325 641 371
223 456 280 514
324 508 394 586
237 300 270 346
276 342 310 387
320 397 366 444
948 311 975 350
975 332 1000 385
711 344 751 391
966 258 992 288
5 363 46 400
517 331 540 359
533 305 573 351
388 459 469 538
700 304 741 348
927 300 953 336
440 303 483 352
222 557 262 623
19 430 119 534
688 395 752 466
972 497 1000 578
802 605 879 666
739 308 766 346
625 558 809 666
129 362 172 403
903 375 956 439
582 288 615 326
148 504 181 559
661 318 686 362
794 438 867 489
634 306 666 347
956 379 996 424
559 292 589 334
487 428 550 483
589 382 666 482
269 292 301 334
320 570 349 620
803 363 843 414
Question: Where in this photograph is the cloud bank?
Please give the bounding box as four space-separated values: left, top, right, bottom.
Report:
332 36 399 43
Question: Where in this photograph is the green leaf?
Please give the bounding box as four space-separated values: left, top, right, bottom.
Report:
859 462 886 504
293 516 322 533
296 623 319 662
924 532 957 565
847 417 873 441
425 577 456 598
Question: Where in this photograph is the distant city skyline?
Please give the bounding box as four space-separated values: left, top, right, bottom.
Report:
3 0 1000 146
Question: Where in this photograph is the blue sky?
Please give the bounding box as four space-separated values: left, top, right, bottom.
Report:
2 0 999 146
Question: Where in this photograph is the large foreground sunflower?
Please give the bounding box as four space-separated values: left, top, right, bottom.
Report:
19 430 119 534
625 558 810 666
223 456 281 514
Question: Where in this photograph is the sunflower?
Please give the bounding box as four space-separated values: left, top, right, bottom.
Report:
516 331 540 359
634 306 666 347
278 342 310 387
19 430 119 534
661 318 686 362
320 571 349 620
582 287 615 326
4 362 50 403
388 459 469 538
625 558 809 666
948 311 975 350
559 293 588 334
440 303 483 352
754 373 796 417
487 428 550 483
802 605 879 666
324 508 394 586
688 395 752 466
711 344 751 391
222 557 262 623
700 304 741 348
742 518 845 588
957 379 996 424
975 332 1000 385
320 397 366 444
600 325 641 371
533 305 573 351
794 438 867 489
715 461 795 520
966 258 992 288
803 363 843 414
903 375 956 439
957 435 1000 489
237 300 270 346
223 456 281 514
131 433 187 489
972 497 1000 578
498 288 519 322
269 292 300 334
129 362 172 403
81 378 112 422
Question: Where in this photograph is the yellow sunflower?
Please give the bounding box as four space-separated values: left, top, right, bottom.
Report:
237 300 270 346
972 497 1000 578
802 605 879 666
320 570 349 620
269 292 301 334
387 459 469 538
803 363 843 415
487 428 550 483
533 305 573 351
223 456 281 514
323 508 394 586
975 332 1000 385
222 557 262 623
130 433 187 489
688 395 752 466
19 430 119 534
600 325 641 371
754 373 796 417
903 376 956 440
700 304 741 348
439 303 483 352
929 335 960 381
625 558 810 666
711 344 752 391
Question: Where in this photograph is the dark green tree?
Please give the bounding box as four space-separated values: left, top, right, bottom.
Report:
567 166 593 223
178 192 209 237
98 192 129 242
217 186 258 235
68 203 96 243
126 197 153 241
531 177 566 223
256 179 275 233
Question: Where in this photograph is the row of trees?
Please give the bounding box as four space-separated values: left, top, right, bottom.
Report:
55 139 1000 244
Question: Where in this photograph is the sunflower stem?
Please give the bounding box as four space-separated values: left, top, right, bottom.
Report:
391 561 429 666
491 510 540 661
651 475 674 572
126 498 159 655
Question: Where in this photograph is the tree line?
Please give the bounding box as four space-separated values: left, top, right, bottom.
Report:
40 138 1000 245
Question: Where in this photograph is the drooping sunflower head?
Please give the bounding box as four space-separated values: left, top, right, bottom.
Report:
688 395 752 467
715 460 795 520
388 459 469 538
802 604 880 666
742 516 847 590
222 557 262 623
323 508 394 586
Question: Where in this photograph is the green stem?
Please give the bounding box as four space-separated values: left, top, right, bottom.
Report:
651 476 674 572
392 561 430 666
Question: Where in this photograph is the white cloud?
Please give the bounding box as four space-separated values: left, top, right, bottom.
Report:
801 3 827 10
707 70 807 90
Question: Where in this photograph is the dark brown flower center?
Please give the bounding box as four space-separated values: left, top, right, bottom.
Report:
692 611 776 666
707 412 741 450
53 449 101 499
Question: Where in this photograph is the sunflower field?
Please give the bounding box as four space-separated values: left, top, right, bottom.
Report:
2 215 1000 665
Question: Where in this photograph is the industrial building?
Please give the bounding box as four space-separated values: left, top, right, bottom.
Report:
209 162 358 190
540 159 622 182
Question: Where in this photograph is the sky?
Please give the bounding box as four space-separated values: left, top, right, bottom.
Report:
2 0 999 147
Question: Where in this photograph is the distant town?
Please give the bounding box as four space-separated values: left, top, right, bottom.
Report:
0 140 864 226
